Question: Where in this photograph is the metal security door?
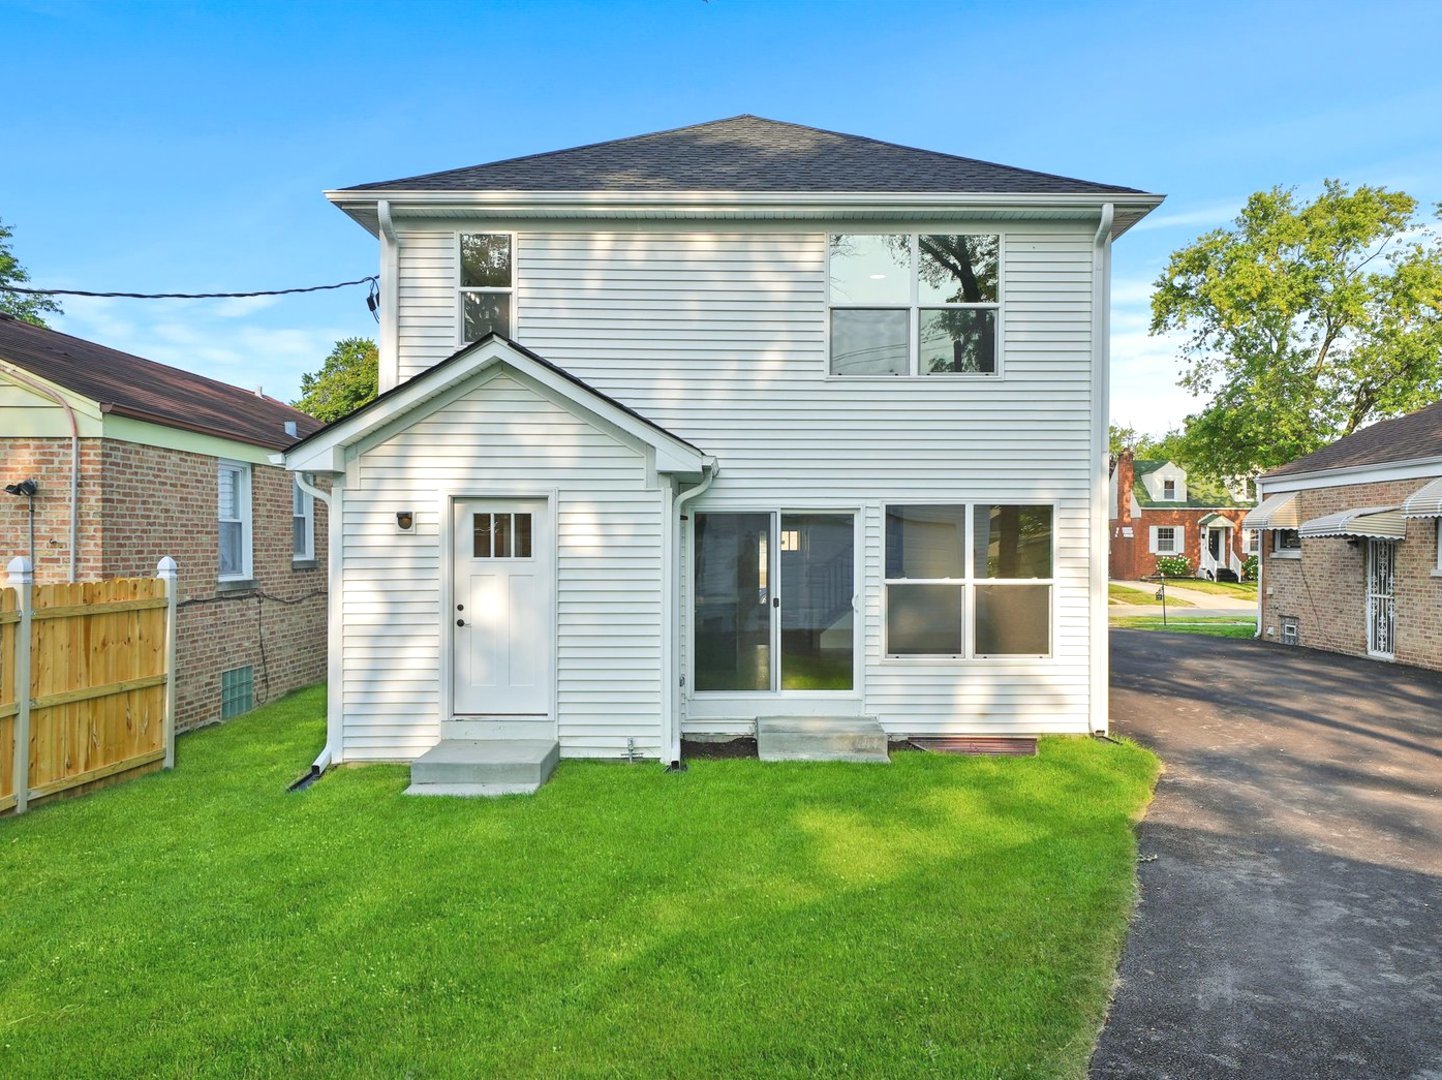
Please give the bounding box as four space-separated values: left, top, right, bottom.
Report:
1366 539 1396 660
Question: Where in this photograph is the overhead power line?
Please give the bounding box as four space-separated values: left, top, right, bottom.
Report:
0 276 378 300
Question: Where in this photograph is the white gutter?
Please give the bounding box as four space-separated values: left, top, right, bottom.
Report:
294 470 341 773
1090 204 1114 736
0 360 80 582
668 460 717 766
376 200 400 393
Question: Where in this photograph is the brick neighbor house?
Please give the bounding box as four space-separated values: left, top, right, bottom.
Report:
0 314 327 730
1246 400 1442 668
1108 450 1255 580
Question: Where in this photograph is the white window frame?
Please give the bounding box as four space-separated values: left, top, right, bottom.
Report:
1151 525 1182 555
456 231 516 347
1162 479 1176 500
1272 528 1302 558
882 502 1054 661
688 508 863 698
292 477 314 563
826 233 1004 379
218 460 253 582
1246 528 1260 555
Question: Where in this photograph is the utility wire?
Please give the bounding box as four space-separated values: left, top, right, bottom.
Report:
0 276 377 299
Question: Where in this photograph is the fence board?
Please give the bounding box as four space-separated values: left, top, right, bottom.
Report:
19 575 169 803
0 586 14 805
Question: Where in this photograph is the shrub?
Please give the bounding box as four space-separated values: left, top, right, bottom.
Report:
1242 554 1259 581
1155 554 1193 578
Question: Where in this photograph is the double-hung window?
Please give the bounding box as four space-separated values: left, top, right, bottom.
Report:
218 461 252 581
884 503 1052 658
828 233 1000 376
292 478 314 563
1154 526 1177 554
1162 479 1176 500
458 233 513 343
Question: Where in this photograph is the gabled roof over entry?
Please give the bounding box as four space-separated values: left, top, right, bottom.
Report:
283 335 710 477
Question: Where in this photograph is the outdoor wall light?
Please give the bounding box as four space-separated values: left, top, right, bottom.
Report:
395 510 415 533
5 479 37 497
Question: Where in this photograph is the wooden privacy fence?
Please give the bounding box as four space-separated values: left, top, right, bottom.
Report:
1 556 178 815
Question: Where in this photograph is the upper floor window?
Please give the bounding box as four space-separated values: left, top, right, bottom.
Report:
218 461 252 581
1162 479 1176 499
459 233 513 344
292 478 314 563
827 234 999 377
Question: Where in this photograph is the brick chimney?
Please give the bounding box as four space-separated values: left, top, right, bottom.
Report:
1115 449 1136 526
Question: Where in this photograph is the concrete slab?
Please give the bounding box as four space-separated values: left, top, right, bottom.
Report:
757 716 889 763
1091 631 1442 1079
408 739 559 793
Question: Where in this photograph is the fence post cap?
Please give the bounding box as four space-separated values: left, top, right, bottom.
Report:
156 556 178 578
6 555 33 583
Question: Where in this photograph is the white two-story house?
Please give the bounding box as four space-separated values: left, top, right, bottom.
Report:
284 116 1161 790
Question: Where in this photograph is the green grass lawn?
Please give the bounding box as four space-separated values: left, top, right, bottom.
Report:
1110 615 1257 639
1161 578 1258 599
0 687 1158 1080
1108 583 1194 607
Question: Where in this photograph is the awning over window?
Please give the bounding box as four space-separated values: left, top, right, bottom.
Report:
1241 491 1299 530
1402 476 1442 518
1298 506 1407 540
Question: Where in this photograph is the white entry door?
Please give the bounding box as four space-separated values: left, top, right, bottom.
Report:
1366 539 1396 660
453 499 551 715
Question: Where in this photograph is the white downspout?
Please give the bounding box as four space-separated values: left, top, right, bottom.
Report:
1090 204 1115 736
668 461 717 767
0 361 80 582
294 470 340 773
376 200 400 393
1253 481 1265 640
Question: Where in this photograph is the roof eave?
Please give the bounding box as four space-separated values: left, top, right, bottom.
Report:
325 189 1165 237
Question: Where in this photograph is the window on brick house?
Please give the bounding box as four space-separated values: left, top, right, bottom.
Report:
293 478 314 562
218 461 253 581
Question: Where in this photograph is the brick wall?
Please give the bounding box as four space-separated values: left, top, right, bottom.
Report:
1260 477 1442 670
0 436 104 581
99 440 328 731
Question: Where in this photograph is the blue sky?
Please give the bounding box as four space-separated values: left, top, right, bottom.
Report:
4 0 1441 432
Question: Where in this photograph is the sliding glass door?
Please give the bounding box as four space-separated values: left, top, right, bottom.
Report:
694 512 855 693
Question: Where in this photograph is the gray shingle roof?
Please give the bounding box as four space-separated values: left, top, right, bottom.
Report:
341 115 1148 196
0 314 322 450
1264 401 1442 479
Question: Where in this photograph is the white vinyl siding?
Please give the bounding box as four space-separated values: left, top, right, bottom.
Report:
384 221 1098 739
339 371 664 760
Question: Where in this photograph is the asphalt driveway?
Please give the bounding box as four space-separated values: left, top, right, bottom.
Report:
1091 631 1442 1079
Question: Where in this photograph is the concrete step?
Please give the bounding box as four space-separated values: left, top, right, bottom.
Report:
405 739 559 796
756 716 890 763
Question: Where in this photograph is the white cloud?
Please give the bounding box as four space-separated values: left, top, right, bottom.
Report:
1109 323 1196 434
1131 200 1242 233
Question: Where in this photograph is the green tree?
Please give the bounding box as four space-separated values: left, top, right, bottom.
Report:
0 218 62 327
1152 182 1442 478
293 337 378 422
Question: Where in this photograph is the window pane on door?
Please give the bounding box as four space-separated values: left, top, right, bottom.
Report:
473 514 493 558
694 513 771 691
493 513 512 558
780 514 854 690
514 513 532 558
